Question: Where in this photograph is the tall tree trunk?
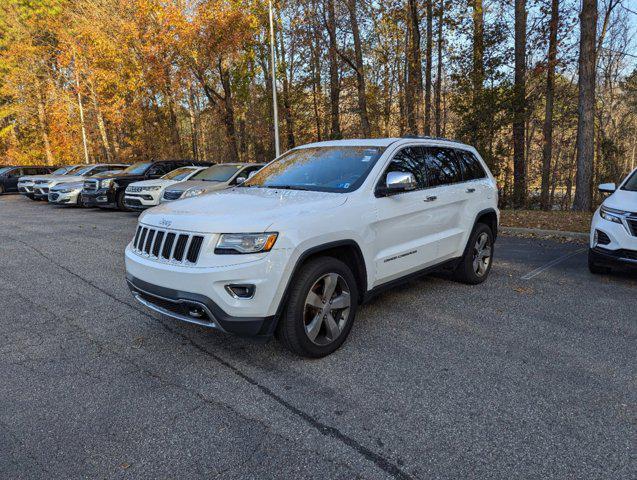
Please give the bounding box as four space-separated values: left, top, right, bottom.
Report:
540 0 559 210
573 0 597 211
434 0 444 137
36 79 54 166
73 63 90 164
88 82 114 163
512 0 527 208
347 0 371 137
424 0 433 135
326 0 341 139
188 85 199 161
406 0 423 134
471 0 484 148
219 66 240 163
277 22 296 148
311 16 323 141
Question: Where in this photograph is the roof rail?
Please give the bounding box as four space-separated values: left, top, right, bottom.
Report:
401 134 464 144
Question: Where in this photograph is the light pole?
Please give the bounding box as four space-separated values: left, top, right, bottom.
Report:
268 0 280 158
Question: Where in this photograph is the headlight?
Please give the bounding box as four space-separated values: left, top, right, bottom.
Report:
100 179 114 189
600 205 625 224
215 233 278 254
143 186 162 191
182 188 205 199
59 188 74 193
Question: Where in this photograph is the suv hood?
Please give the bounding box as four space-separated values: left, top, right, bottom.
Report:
140 188 348 233
604 189 637 212
128 179 175 189
165 179 229 194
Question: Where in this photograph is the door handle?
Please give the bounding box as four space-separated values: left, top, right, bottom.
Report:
466 188 476 193
424 196 437 202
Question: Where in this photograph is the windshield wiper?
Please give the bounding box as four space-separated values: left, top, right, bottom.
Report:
265 185 312 191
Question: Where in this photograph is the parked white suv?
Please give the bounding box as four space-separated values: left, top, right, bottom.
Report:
125 138 499 357
588 168 637 273
124 166 207 210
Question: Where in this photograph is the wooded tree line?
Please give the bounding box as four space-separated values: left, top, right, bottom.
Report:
0 0 635 210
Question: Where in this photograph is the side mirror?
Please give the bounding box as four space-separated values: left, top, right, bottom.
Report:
378 171 417 196
235 176 247 185
598 183 616 194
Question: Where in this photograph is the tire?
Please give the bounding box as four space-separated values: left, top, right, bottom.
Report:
588 249 610 274
116 190 128 211
277 256 359 358
453 223 494 285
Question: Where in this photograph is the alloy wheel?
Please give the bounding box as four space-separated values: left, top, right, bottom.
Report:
472 232 492 277
303 273 351 346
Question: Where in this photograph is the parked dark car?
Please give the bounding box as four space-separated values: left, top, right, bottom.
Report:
81 160 212 210
0 166 54 194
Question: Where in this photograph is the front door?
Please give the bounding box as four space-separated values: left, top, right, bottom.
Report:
371 147 443 286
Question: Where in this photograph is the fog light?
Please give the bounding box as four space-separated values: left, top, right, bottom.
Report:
225 284 255 299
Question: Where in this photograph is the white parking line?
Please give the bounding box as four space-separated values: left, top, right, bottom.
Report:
521 248 587 280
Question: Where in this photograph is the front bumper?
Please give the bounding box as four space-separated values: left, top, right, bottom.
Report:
127 275 276 337
125 243 293 335
590 247 637 269
124 192 160 210
81 188 115 208
33 187 49 199
48 190 80 205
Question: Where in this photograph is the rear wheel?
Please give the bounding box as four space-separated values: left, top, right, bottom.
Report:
588 249 610 274
454 223 494 284
277 257 358 358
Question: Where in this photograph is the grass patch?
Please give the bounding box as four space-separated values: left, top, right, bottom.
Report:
500 210 593 233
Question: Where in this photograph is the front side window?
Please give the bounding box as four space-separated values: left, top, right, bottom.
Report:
64 166 85 175
0 167 13 176
74 166 97 176
621 170 637 192
378 147 427 191
193 164 246 182
422 147 464 187
456 150 486 181
162 167 197 181
243 147 386 193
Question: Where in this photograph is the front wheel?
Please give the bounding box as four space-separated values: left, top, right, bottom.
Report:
116 190 129 211
454 223 494 284
277 257 358 358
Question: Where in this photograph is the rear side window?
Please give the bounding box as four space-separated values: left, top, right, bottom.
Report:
456 150 486 180
380 147 428 190
421 147 463 187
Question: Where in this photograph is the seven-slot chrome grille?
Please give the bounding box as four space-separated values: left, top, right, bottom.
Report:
132 225 205 264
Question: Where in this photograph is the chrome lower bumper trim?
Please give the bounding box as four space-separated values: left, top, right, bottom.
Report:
129 283 223 331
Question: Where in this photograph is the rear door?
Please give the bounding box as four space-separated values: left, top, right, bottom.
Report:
5 168 22 191
421 147 472 260
371 146 443 285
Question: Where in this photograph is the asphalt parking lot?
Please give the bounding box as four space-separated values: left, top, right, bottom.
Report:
1 194 635 479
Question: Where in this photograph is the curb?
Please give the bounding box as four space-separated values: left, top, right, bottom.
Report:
501 227 589 240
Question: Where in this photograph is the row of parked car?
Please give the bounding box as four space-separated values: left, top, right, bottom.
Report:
5 160 265 211
2 136 635 358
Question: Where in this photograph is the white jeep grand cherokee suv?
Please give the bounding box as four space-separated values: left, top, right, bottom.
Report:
588 168 637 273
125 138 499 357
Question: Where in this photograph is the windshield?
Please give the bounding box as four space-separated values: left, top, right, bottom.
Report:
621 170 637 192
162 167 197 181
243 146 386 192
52 167 69 175
122 162 152 175
64 166 85 175
0 167 12 175
191 164 242 182
74 166 96 176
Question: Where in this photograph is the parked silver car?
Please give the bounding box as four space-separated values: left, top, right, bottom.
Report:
160 163 265 203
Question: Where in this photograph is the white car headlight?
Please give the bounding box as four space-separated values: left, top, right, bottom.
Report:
215 233 278 254
600 205 625 224
143 186 162 191
182 188 205 199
